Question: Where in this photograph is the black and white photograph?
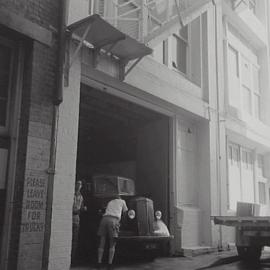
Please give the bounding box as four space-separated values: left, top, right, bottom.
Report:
1 0 270 269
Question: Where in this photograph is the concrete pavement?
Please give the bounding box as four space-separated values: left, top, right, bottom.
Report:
71 249 270 270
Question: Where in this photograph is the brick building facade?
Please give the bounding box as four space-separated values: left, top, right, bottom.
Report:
1 0 270 270
0 0 61 269
0 1 215 269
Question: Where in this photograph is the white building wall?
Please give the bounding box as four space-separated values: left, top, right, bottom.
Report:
62 0 270 252
62 0 221 256
218 0 270 247
125 10 217 249
67 0 90 25
47 43 81 270
175 119 200 248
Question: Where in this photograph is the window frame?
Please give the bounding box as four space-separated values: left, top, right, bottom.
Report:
256 154 268 206
226 38 261 120
227 142 256 210
257 154 264 177
242 85 252 115
258 181 266 205
228 44 239 78
171 25 189 76
253 92 260 119
89 0 94 15
151 39 168 66
0 37 15 135
227 142 242 211
252 64 261 119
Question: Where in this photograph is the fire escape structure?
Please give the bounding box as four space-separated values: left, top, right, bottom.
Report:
65 0 212 82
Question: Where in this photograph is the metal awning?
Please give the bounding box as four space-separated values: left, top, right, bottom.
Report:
103 35 152 62
67 14 126 49
66 14 152 80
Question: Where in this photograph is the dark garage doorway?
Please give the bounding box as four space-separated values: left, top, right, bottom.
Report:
75 84 171 262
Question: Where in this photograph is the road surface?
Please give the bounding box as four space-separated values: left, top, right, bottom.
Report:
72 249 270 269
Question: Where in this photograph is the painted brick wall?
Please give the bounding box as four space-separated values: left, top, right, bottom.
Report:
0 0 59 30
5 36 32 270
0 0 60 267
14 40 58 270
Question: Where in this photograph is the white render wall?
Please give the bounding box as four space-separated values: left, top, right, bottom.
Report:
67 0 90 25
125 56 209 120
61 0 223 256
174 118 213 249
175 118 200 248
123 9 218 247
47 43 81 270
62 0 270 253
217 0 270 247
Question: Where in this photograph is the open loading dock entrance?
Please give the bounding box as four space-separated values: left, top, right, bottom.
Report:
75 84 171 261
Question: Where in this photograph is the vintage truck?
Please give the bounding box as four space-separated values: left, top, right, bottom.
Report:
81 174 173 260
213 202 270 261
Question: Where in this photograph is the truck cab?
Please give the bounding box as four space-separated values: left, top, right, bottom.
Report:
84 174 172 259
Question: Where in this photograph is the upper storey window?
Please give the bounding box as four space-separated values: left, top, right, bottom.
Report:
228 45 239 78
240 56 261 118
241 56 252 115
151 14 204 88
172 26 188 75
226 26 262 120
253 66 260 119
152 25 188 76
227 45 240 109
257 154 264 177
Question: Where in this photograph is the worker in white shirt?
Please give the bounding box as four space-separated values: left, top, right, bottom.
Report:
97 195 128 269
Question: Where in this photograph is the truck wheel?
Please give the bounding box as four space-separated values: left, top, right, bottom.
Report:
237 246 262 261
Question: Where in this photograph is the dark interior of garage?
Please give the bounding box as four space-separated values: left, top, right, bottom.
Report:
76 84 170 261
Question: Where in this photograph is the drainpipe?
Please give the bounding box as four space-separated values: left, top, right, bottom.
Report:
42 0 67 268
212 0 223 251
55 0 67 105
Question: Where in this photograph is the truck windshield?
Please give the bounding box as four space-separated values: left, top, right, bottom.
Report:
118 178 135 195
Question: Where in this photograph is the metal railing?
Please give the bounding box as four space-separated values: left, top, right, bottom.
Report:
93 0 193 42
232 0 248 10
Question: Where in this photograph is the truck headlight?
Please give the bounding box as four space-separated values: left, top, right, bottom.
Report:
128 209 136 219
155 210 162 220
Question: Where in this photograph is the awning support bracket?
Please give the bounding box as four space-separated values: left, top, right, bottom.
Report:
124 57 143 79
69 22 93 68
64 14 152 85
92 48 99 68
104 41 120 56
92 39 122 68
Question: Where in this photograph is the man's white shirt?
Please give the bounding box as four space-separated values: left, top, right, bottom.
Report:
104 199 128 219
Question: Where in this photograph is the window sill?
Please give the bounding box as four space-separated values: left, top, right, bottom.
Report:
171 67 188 79
140 55 204 102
